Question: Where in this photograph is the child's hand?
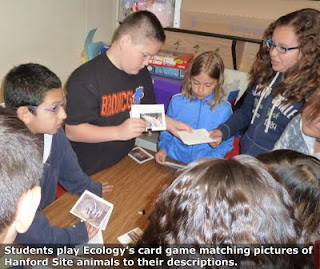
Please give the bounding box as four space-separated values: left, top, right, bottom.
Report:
118 118 146 140
166 116 192 137
85 221 99 240
155 150 167 165
209 129 222 148
102 182 113 193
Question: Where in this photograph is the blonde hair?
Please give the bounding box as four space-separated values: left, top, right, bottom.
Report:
181 51 225 109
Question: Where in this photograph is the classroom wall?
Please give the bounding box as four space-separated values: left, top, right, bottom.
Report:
164 0 320 72
0 0 118 100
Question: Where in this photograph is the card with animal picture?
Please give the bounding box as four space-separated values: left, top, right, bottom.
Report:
70 190 113 230
117 227 143 246
130 104 166 131
128 146 154 164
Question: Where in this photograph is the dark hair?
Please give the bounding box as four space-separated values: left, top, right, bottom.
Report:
140 155 305 245
302 89 320 121
250 8 320 104
182 51 225 108
113 10 166 44
0 108 42 233
138 156 313 267
4 63 62 110
257 149 320 242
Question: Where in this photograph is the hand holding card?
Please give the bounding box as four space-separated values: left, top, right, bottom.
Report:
70 190 113 230
130 104 166 131
164 161 186 170
177 129 215 145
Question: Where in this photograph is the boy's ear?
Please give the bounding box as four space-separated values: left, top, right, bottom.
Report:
16 106 33 125
13 186 41 234
119 34 131 49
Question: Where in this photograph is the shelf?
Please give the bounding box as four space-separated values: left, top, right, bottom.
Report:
163 27 263 72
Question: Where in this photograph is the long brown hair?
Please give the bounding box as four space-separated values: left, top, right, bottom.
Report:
181 51 225 109
250 8 320 104
140 156 305 245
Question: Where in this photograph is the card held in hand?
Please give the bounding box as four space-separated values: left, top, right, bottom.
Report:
164 161 186 170
70 190 113 230
177 129 215 145
130 104 166 131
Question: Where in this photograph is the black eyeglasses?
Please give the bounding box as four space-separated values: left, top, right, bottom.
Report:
266 39 299 54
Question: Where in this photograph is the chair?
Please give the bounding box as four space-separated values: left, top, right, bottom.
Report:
224 137 241 159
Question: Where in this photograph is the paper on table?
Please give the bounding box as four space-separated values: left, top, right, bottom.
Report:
177 129 214 145
164 161 186 170
117 227 144 246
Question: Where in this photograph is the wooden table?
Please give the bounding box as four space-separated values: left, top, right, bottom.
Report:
42 155 176 243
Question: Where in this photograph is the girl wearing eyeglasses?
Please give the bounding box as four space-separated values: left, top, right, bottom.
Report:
209 8 320 157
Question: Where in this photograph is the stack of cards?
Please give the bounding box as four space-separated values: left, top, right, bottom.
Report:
177 129 215 145
128 146 154 164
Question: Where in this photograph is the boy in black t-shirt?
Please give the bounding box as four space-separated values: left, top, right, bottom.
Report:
65 11 166 175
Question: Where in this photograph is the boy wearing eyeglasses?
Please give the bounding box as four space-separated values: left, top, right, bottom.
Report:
3 63 112 245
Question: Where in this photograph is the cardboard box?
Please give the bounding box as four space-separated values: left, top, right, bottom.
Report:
181 0 320 40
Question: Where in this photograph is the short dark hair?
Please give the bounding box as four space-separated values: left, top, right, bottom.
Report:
113 10 166 44
0 108 42 233
4 63 62 110
303 89 320 121
257 149 320 242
